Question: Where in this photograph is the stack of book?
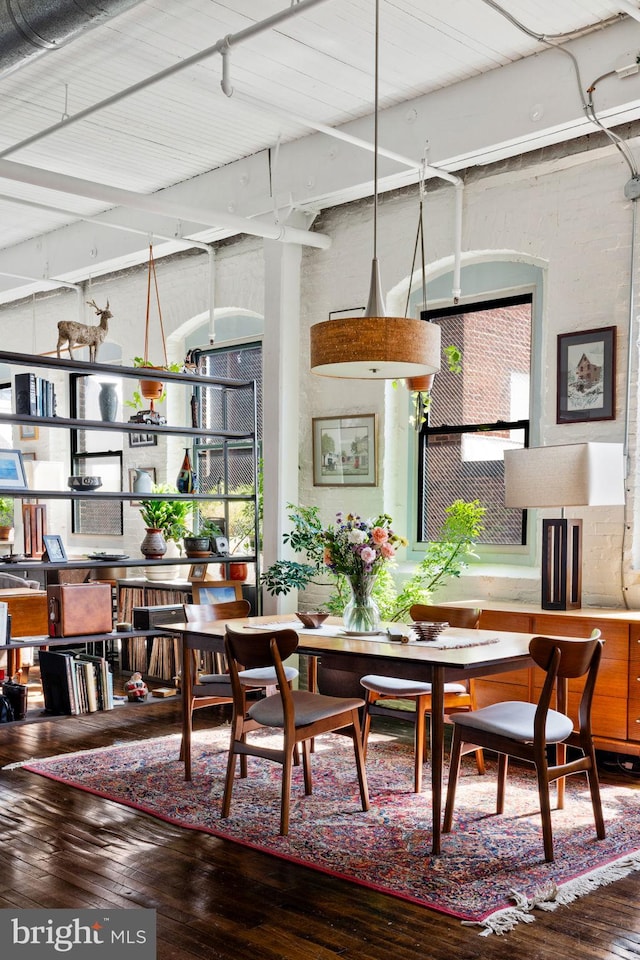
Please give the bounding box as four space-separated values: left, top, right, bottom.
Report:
15 372 57 418
38 650 114 715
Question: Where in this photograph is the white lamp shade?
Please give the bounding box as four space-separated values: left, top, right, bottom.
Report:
504 443 625 508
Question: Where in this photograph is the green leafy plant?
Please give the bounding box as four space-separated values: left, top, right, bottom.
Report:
261 499 485 621
138 484 192 553
410 344 463 426
0 496 13 527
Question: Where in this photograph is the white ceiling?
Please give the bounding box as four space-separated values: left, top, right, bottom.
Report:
0 0 639 301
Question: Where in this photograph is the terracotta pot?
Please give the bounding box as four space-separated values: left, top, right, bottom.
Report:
0 525 13 541
140 527 167 559
228 562 248 581
139 366 165 401
406 373 435 392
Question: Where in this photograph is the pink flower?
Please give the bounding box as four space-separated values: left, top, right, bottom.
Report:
380 542 395 559
361 546 376 564
371 526 388 544
323 547 333 565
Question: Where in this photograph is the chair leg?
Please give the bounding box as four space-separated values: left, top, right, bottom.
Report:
361 692 375 759
302 739 313 795
474 748 486 775
535 761 554 862
443 727 464 833
351 712 370 812
585 746 606 840
280 742 295 836
221 745 238 820
414 696 428 793
496 754 508 814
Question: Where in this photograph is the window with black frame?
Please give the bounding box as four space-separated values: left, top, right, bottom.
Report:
70 373 124 535
418 294 532 546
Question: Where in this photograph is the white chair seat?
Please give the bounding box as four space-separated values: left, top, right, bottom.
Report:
450 700 574 743
249 689 364 728
200 665 298 686
360 674 467 697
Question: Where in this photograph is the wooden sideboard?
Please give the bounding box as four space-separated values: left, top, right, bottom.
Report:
446 601 640 758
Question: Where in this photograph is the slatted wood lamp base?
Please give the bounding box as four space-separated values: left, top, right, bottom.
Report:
542 517 582 611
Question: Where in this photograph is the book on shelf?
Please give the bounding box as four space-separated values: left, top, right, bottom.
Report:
39 650 113 715
0 602 8 645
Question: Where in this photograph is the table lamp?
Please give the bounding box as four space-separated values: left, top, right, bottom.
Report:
504 443 625 610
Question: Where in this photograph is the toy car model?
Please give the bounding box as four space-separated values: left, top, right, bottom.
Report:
128 409 167 425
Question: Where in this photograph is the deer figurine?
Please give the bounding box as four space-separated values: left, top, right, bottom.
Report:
56 299 112 363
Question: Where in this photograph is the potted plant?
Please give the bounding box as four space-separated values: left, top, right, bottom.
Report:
126 357 183 411
183 517 224 557
0 496 13 540
138 486 192 559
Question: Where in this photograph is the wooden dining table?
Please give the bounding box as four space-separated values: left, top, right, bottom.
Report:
167 615 537 854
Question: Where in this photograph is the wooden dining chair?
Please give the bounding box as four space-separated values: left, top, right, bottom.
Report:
180 600 298 776
443 634 605 862
360 604 484 793
222 625 370 835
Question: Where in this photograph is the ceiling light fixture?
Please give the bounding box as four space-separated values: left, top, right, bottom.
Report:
310 0 441 380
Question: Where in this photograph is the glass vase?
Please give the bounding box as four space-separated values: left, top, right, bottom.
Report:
343 573 380 634
176 447 195 493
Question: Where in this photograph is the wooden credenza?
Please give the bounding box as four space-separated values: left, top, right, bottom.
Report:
449 601 640 758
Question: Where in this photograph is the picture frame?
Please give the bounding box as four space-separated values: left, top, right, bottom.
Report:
312 414 377 486
191 580 243 603
42 534 67 562
188 562 210 581
557 326 616 423
129 432 157 448
19 424 39 441
0 448 28 490
128 466 157 506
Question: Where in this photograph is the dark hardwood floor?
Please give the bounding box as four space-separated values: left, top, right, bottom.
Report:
1 682 640 959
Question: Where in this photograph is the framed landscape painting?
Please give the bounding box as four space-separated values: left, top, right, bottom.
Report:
557 326 616 423
312 414 377 486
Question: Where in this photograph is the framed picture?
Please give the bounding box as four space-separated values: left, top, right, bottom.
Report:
312 414 377 486
191 581 243 603
19 424 39 440
42 534 67 562
0 448 28 490
129 432 157 448
557 326 616 423
188 562 210 581
128 467 157 506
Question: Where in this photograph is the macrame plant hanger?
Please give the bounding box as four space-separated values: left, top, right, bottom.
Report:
405 160 432 429
141 243 169 412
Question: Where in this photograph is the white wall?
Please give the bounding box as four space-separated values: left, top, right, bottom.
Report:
0 135 637 609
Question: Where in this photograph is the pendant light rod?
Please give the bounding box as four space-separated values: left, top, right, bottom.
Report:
372 0 380 264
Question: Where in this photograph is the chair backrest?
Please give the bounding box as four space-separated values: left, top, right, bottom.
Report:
530 635 603 731
409 603 481 630
225 624 299 672
183 599 250 622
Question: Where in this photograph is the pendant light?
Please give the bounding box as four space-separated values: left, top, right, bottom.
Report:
310 0 441 380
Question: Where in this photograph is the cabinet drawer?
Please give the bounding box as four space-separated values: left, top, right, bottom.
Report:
578 696 628 741
532 659 628 700
479 611 533 633
628 699 640 742
533 615 629 661
628 665 640 700
630 626 640 663
474 679 530 710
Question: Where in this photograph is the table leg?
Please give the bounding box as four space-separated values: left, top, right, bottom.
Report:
182 640 193 782
430 665 445 855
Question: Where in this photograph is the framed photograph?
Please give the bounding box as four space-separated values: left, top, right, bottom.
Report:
129 432 157 448
19 424 39 441
42 534 67 562
312 414 377 486
128 466 157 506
191 580 243 603
557 326 616 423
188 562 210 581
0 448 28 490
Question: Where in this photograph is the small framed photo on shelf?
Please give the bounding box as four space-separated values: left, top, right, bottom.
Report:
191 580 243 603
42 534 67 562
188 562 210 581
312 414 377 486
0 448 28 490
19 424 39 441
129 432 157 448
557 326 616 423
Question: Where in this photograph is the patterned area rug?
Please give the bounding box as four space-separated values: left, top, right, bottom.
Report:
18 727 640 934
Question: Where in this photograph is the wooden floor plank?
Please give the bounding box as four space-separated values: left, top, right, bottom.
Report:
1 691 640 958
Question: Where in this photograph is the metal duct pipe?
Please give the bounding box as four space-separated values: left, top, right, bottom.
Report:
0 0 144 76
